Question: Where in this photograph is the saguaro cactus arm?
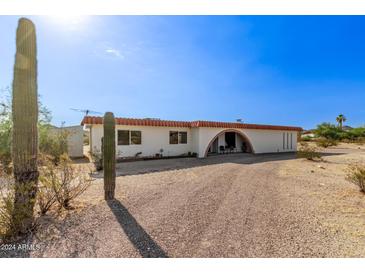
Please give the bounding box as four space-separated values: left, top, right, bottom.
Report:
103 112 116 200
12 17 39 233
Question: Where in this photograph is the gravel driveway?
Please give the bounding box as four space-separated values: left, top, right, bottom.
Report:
2 149 365 258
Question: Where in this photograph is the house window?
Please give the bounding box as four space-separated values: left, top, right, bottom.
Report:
290 133 293 149
170 131 188 144
131 131 142 145
118 130 129 145
283 132 285 150
179 132 187 144
287 133 289 149
118 130 142 145
169 131 179 144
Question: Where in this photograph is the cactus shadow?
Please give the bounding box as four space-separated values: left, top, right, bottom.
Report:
106 199 168 258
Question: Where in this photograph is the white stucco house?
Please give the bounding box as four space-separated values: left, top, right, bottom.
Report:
81 116 302 159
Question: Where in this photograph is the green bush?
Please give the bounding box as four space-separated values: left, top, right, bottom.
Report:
315 123 342 140
1 86 59 168
346 164 365 193
346 128 365 142
39 125 68 164
300 135 312 142
297 142 322 161
314 121 365 143
90 148 103 171
0 87 12 173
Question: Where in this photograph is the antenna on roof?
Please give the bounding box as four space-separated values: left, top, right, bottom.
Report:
70 108 102 116
143 117 161 120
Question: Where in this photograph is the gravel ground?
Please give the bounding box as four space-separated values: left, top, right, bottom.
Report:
1 144 365 258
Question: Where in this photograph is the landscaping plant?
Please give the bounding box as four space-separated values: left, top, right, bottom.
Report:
103 112 116 200
41 154 92 210
0 87 12 174
346 164 365 193
11 18 39 234
297 142 322 161
0 171 15 240
316 137 338 148
39 125 69 164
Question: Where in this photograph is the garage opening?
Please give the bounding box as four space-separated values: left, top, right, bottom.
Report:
206 130 253 156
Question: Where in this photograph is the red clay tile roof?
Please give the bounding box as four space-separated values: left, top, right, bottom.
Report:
81 116 302 131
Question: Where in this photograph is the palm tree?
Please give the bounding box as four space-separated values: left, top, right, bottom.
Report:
336 114 347 129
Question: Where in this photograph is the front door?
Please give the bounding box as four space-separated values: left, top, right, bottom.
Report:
225 132 236 148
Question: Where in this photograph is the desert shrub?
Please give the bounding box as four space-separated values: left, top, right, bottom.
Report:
0 89 12 173
39 125 69 165
346 164 365 193
1 86 58 169
36 180 57 216
297 142 322 161
300 135 312 142
348 127 365 139
0 173 15 240
316 138 338 148
41 154 92 209
0 171 36 240
315 123 342 140
37 156 58 215
90 148 103 171
356 137 365 145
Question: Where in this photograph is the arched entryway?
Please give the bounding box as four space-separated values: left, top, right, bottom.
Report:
204 129 254 157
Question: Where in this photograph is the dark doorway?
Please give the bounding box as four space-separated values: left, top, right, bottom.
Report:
225 132 236 148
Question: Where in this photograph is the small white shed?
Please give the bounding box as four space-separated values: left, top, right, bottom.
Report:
51 125 84 158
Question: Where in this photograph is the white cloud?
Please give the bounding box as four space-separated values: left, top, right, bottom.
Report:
104 47 124 60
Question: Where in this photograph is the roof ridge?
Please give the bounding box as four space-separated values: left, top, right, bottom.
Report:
81 116 302 131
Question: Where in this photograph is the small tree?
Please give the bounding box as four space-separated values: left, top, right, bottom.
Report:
315 122 342 140
336 114 347 130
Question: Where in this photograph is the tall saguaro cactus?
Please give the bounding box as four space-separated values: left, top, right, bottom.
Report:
103 112 116 200
12 18 39 233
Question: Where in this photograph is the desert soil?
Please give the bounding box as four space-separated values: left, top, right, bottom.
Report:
1 142 365 258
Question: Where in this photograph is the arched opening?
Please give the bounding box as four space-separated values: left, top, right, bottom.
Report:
204 129 254 157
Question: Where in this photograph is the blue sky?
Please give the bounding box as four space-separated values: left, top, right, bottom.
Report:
0 16 364 129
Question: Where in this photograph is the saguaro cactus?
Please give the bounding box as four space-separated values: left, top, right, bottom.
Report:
103 112 116 200
12 18 39 233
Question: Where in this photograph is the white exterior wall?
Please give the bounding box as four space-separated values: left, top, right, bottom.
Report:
218 134 225 147
191 128 200 154
89 124 298 158
90 125 194 158
66 126 84 158
196 127 298 157
235 134 244 152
